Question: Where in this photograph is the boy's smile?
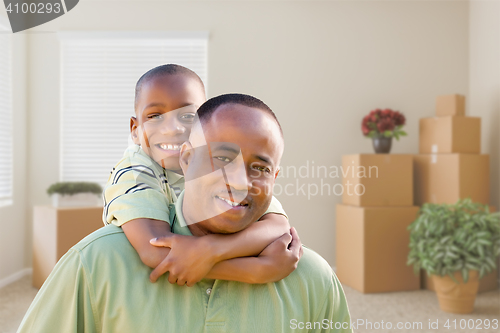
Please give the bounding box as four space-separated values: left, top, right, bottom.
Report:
130 74 206 172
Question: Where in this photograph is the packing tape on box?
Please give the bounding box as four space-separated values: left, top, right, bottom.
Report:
431 154 438 164
431 144 438 153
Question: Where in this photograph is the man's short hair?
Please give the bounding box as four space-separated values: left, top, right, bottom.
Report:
196 93 283 137
134 64 205 110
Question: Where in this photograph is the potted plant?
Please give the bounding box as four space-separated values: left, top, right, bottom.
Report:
361 108 407 153
47 182 103 207
407 199 500 314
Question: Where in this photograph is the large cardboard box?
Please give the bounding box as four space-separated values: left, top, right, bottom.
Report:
413 154 489 206
336 204 420 293
419 116 480 154
436 94 465 117
342 154 413 207
33 206 104 289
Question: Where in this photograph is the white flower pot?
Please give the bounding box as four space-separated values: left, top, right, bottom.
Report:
51 193 102 208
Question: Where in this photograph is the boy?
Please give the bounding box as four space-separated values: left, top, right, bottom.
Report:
103 64 296 286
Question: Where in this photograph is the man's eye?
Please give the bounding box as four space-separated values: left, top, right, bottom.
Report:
254 165 271 173
148 114 162 120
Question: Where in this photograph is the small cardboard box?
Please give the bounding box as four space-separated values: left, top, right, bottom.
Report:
342 154 413 207
436 94 465 117
419 116 481 154
33 206 104 289
336 204 420 293
414 154 489 206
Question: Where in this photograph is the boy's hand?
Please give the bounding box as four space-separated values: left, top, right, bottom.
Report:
255 227 303 283
149 234 218 286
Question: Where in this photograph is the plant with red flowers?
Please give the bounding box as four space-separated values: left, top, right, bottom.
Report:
361 108 407 140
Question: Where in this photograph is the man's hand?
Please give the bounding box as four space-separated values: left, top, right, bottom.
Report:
149 234 217 286
255 227 303 283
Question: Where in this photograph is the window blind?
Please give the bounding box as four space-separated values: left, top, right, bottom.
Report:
0 22 13 207
59 32 208 187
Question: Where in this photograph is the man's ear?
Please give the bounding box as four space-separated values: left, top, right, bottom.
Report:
130 117 141 145
274 167 280 180
179 141 194 175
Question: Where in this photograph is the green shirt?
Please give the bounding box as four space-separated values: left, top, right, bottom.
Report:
18 194 352 333
103 145 287 227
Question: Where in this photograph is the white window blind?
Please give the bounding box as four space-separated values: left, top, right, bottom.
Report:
0 19 13 207
59 32 208 186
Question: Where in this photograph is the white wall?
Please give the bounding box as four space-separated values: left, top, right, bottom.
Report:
2 1 471 274
0 32 28 284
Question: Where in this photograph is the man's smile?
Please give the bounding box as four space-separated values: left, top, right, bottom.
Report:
214 195 249 209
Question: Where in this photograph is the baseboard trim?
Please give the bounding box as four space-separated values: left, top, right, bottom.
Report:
0 268 32 289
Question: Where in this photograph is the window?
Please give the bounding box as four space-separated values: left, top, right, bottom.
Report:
59 32 208 186
0 17 13 207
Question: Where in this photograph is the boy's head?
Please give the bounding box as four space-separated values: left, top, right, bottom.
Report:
131 64 206 172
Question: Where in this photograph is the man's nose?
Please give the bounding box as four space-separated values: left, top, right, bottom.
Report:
223 159 251 193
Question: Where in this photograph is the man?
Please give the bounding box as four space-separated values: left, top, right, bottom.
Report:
18 94 352 333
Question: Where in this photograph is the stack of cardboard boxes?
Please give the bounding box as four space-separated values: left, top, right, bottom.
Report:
336 154 420 293
414 94 498 292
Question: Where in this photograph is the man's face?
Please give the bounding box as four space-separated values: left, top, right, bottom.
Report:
181 104 283 235
131 74 206 172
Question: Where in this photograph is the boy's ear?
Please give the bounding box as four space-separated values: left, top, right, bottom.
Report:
130 117 141 145
179 141 194 175
274 167 280 180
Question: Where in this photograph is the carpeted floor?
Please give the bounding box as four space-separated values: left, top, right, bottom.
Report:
1 275 499 333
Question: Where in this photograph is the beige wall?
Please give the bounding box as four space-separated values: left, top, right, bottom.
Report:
469 0 500 279
469 0 500 209
2 1 471 276
0 34 28 283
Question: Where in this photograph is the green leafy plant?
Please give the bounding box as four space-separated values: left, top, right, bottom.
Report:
407 198 500 283
47 182 102 196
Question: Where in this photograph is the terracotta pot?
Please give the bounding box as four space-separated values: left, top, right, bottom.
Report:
432 271 479 314
372 137 392 154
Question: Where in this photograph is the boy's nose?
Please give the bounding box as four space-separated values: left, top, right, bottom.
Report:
159 114 186 135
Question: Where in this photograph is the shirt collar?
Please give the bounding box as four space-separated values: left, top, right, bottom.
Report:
165 169 184 186
172 191 193 236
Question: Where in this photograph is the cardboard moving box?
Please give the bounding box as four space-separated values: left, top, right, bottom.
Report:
342 154 413 207
419 116 480 154
413 154 489 206
33 206 104 289
436 94 465 117
336 204 420 293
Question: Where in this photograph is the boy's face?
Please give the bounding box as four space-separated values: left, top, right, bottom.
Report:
131 74 206 172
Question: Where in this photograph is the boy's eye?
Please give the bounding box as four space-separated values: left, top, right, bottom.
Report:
148 114 162 120
214 156 231 163
180 113 195 122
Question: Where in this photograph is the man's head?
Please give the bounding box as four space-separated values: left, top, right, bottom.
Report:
179 94 284 235
130 64 206 171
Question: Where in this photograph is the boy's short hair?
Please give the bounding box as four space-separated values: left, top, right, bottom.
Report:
196 93 283 137
134 64 205 110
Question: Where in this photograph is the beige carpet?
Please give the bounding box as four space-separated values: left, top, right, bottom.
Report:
1 275 499 333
